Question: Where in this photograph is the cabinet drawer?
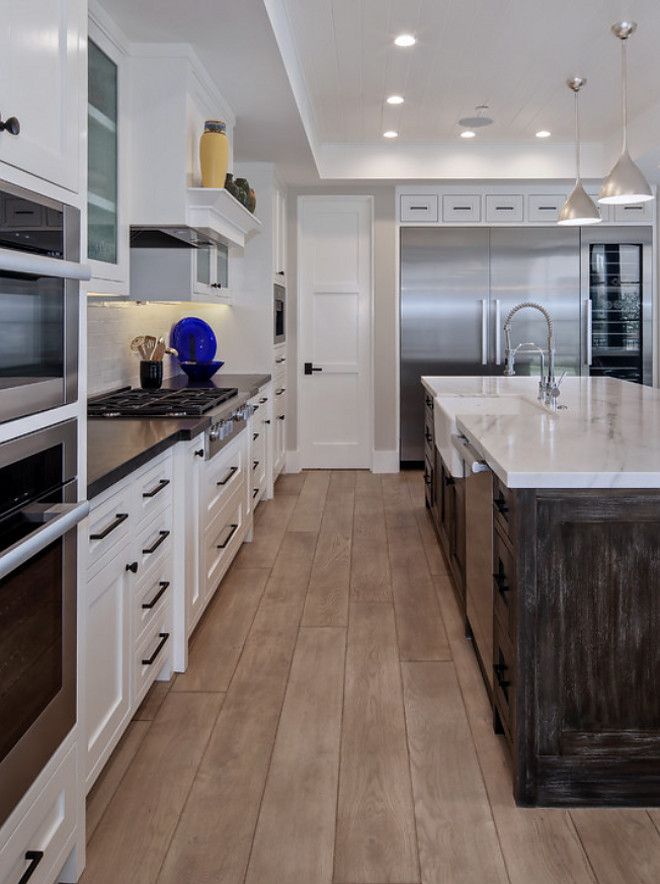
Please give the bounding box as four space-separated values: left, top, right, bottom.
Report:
204 432 246 522
400 194 438 223
485 194 523 223
442 194 481 222
133 562 173 646
493 625 516 743
528 194 566 222
203 484 245 598
613 201 654 222
133 609 172 707
134 507 173 575
0 745 76 884
136 454 173 521
493 526 516 640
493 474 515 537
87 486 132 577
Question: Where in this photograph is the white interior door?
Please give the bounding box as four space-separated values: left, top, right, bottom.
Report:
298 196 372 468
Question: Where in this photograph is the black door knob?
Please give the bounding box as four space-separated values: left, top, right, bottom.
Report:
0 115 20 135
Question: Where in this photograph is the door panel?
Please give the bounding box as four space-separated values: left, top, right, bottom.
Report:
298 197 372 468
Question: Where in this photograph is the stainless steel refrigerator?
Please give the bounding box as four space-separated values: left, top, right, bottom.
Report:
400 225 652 463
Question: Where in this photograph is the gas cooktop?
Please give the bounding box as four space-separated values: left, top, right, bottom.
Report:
87 386 238 418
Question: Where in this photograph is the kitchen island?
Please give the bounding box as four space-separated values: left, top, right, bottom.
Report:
422 375 660 807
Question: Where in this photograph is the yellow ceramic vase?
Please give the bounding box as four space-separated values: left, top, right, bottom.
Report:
199 120 229 188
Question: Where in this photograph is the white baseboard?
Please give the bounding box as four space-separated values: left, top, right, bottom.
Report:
371 449 399 473
285 449 302 473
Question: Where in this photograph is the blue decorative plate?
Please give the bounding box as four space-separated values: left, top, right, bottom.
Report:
171 317 217 363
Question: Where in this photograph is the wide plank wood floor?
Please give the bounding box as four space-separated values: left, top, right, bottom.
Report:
83 470 660 884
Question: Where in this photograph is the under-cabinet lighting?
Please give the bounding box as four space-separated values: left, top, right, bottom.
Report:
383 130 398 138
536 130 551 138
460 130 476 139
394 34 416 47
387 95 404 105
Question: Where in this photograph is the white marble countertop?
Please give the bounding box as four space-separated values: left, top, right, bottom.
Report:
422 375 660 489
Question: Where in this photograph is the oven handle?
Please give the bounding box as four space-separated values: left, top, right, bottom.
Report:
0 501 90 582
451 434 491 474
0 245 92 281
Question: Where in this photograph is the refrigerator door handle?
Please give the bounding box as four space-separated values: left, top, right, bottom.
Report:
494 299 501 365
481 299 488 365
585 298 593 366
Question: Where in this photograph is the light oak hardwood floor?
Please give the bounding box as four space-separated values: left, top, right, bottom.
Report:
83 470 660 884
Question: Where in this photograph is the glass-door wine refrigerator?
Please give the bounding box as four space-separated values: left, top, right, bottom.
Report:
581 227 653 385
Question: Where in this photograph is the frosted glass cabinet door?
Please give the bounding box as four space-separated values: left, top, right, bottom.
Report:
87 17 130 293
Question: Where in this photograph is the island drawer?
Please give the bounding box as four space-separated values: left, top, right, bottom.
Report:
493 624 516 745
493 525 516 640
493 474 515 537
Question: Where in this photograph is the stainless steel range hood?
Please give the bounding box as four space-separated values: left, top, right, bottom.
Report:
130 188 261 250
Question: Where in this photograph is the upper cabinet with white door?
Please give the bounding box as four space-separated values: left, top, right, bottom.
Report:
87 4 131 294
0 0 85 196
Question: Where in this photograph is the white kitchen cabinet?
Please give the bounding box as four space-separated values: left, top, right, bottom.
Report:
248 385 271 508
0 744 77 884
130 243 231 303
84 451 174 792
272 355 287 481
442 194 482 223
485 194 523 223
400 194 438 223
273 184 287 280
0 0 85 193
87 6 130 295
613 201 655 223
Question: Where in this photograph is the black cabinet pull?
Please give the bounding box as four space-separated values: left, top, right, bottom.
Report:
217 523 239 549
493 570 510 597
264 419 271 425
17 851 44 884
253 487 259 499
217 465 238 486
252 404 259 412
142 478 170 498
253 432 259 441
423 471 432 486
275 387 286 395
142 581 170 610
142 632 169 666
91 512 128 540
259 396 269 403
275 357 286 363
494 662 511 690
494 494 508 515
278 414 285 421
424 429 433 444
425 395 433 409
142 530 170 555
194 449 205 458
253 460 259 469
126 561 138 573
443 474 454 486
0 114 20 136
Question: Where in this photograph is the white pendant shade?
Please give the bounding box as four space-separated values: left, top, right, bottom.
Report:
558 181 602 225
598 22 654 206
598 149 653 204
558 77 601 226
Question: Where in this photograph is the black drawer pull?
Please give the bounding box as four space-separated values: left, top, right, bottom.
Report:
217 465 238 486
276 387 286 395
425 429 433 444
142 530 170 555
424 470 432 486
409 205 430 210
91 512 128 540
18 851 44 884
494 495 508 515
538 205 557 211
259 396 268 403
194 449 205 458
142 478 170 498
142 632 169 666
253 487 259 499
142 581 170 610
453 205 472 211
494 662 511 690
493 571 509 595
275 357 286 363
126 561 138 574
425 395 433 409
217 523 239 549
264 419 271 425
495 205 515 211
443 474 454 486
278 414 285 421
253 432 259 441
253 460 259 469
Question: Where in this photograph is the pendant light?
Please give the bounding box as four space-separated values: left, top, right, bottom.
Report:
558 78 601 225
599 22 653 205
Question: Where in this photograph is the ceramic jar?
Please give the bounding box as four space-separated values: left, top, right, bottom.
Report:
199 120 229 188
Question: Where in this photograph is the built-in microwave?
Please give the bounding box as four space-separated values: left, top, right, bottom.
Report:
0 181 90 423
274 282 285 344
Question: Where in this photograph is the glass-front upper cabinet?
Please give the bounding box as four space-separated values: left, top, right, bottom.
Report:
87 13 129 294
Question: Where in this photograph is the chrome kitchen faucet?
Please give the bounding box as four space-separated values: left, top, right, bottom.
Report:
503 301 565 406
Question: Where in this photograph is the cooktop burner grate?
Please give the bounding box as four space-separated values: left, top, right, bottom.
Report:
88 387 238 417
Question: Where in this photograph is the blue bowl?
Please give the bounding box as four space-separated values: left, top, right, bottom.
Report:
179 360 224 381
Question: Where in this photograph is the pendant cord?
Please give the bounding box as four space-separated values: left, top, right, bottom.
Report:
574 88 581 183
621 37 628 152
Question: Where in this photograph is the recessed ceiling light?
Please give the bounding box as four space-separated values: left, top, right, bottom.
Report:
460 130 476 139
383 130 398 138
536 130 551 138
387 95 404 105
394 34 416 47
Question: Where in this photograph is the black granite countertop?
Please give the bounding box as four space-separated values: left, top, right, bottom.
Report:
87 373 271 499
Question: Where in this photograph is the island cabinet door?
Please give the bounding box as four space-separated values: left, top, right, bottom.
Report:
521 489 660 806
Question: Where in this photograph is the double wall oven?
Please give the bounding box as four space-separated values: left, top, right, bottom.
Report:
0 181 86 423
0 420 88 827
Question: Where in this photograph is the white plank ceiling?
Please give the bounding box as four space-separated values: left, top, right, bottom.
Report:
100 0 660 183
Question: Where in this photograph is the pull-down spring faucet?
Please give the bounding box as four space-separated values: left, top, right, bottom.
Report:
503 301 564 405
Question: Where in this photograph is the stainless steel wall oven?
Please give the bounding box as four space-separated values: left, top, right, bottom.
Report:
0 420 88 827
274 282 285 344
0 181 88 423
